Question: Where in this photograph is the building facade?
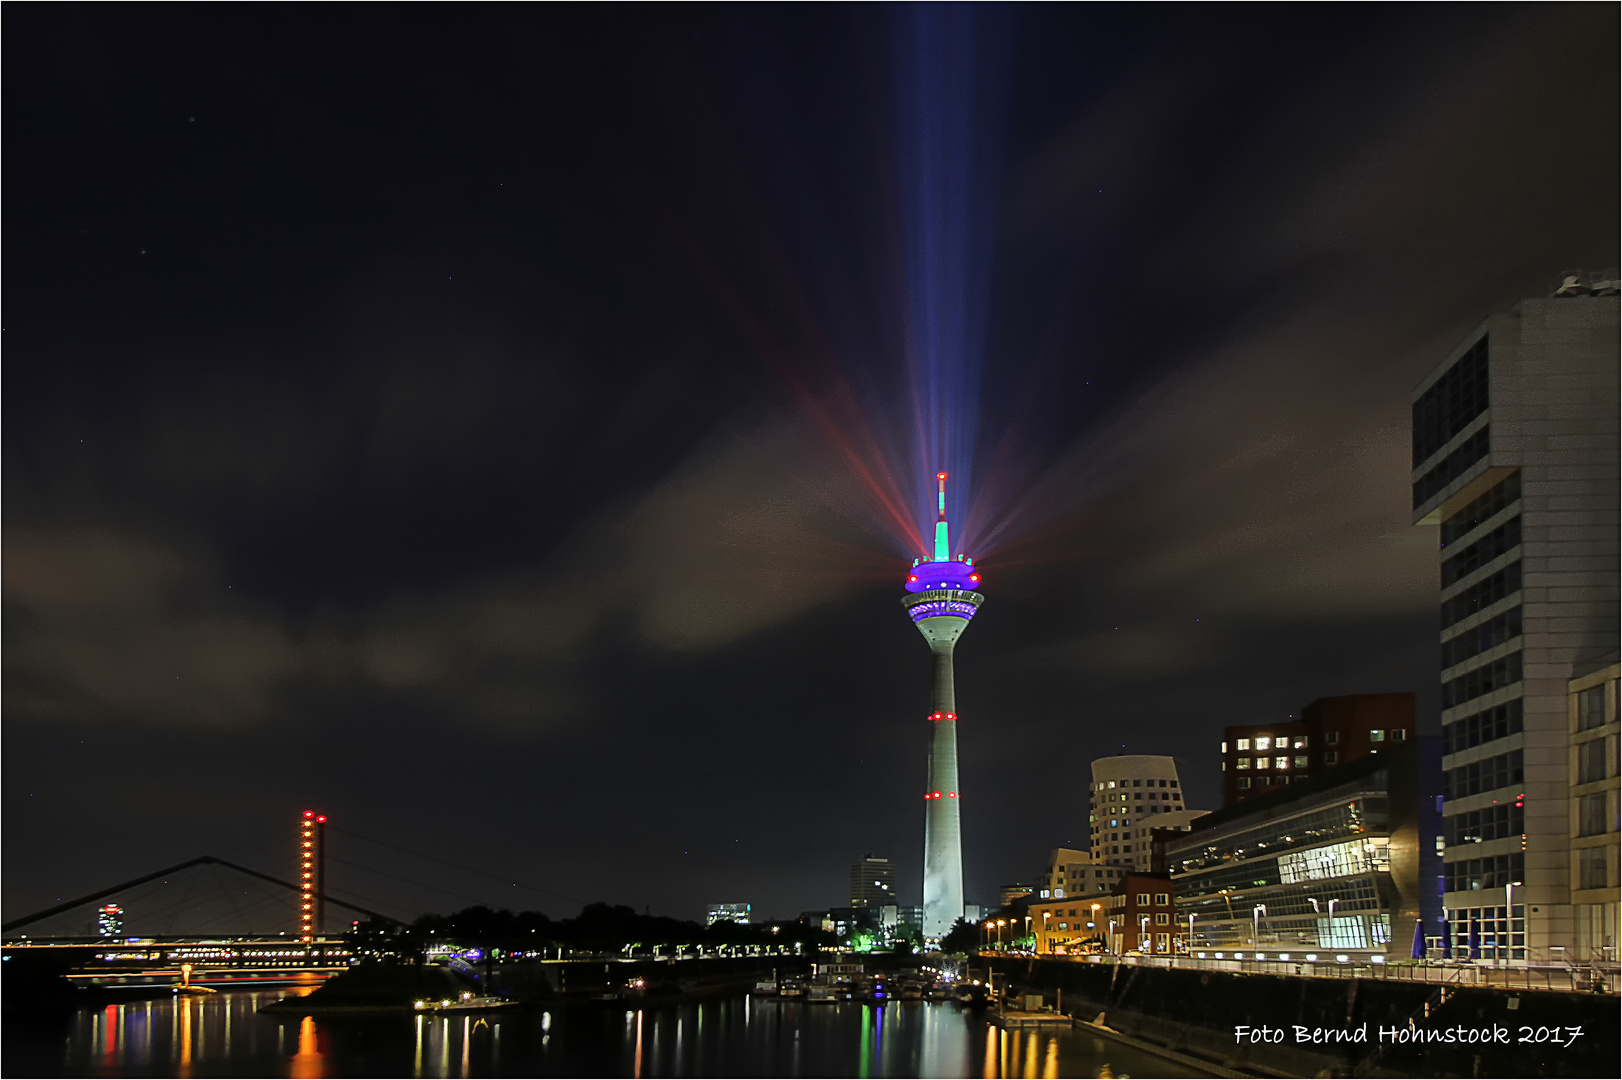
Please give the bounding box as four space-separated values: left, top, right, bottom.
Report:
1036 847 1125 900
1164 742 1434 961
1220 695 1416 806
1104 874 1179 955
1089 755 1189 870
1411 291 1619 962
1028 873 1177 955
705 902 751 926
1570 665 1620 961
849 855 898 908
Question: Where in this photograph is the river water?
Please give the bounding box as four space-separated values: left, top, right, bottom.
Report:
3 990 1207 1078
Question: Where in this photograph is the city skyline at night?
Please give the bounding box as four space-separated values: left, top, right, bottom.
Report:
4 4 1618 934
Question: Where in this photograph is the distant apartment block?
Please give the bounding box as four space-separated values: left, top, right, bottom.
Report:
1220 694 1416 806
849 855 898 908
1411 287 1619 962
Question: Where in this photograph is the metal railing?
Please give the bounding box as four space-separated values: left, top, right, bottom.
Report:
1016 951 1620 994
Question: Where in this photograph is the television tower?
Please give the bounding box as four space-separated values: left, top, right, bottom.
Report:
902 472 983 940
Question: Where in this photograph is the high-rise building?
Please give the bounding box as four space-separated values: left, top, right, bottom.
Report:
1089 755 1190 872
96 904 124 938
705 902 751 926
1411 285 1619 962
902 473 984 939
850 855 898 908
1220 694 1416 806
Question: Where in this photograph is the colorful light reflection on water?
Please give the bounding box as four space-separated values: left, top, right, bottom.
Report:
9 990 1206 1078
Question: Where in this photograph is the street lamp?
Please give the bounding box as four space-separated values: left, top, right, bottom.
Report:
1041 911 1051 954
996 919 1006 950
1187 913 1197 955
1140 915 1150 954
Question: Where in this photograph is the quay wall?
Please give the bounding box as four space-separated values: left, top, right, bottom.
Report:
994 957 1616 1078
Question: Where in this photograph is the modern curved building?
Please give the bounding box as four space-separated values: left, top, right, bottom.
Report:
902 473 984 939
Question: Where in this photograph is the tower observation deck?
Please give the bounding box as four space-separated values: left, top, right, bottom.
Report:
902 473 983 940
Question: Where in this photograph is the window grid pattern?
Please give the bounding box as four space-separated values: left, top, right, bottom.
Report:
1440 472 1520 549
1444 904 1525 960
1174 797 1386 883
1441 517 1520 587
1443 749 1524 799
1443 653 1521 710
1414 427 1491 509
1444 804 1524 845
1413 336 1489 466
1441 563 1520 630
1443 854 1524 893
1443 699 1523 755
1441 608 1522 671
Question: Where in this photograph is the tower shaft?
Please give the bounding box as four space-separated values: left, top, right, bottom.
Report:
922 643 964 938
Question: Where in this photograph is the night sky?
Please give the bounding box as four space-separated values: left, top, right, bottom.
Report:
5 5 1617 933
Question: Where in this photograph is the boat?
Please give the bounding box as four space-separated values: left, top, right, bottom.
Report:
861 978 891 1002
414 992 520 1014
805 984 841 1004
751 979 779 997
898 981 924 1001
954 982 988 1008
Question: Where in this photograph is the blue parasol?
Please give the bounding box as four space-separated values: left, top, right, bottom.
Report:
1411 919 1425 960
1439 918 1451 959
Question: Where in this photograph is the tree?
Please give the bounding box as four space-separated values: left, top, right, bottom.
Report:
940 917 980 955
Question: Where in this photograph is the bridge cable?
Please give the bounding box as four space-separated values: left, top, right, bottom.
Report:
326 854 505 911
3 855 401 933
328 826 588 907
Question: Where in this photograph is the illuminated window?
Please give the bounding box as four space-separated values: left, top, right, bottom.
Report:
1294 755 1309 768
1370 730 1385 742
1236 738 1251 751
1236 758 1250 769
1255 736 1272 751
1390 729 1406 741
1274 756 1289 770
1220 741 1228 753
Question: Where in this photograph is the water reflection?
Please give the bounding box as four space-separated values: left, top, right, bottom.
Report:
290 1015 323 1078
10 990 1207 1078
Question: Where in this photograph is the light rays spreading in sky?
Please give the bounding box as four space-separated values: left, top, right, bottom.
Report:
895 2 1004 557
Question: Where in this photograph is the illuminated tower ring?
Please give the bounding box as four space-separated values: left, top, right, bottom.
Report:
902 473 983 941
